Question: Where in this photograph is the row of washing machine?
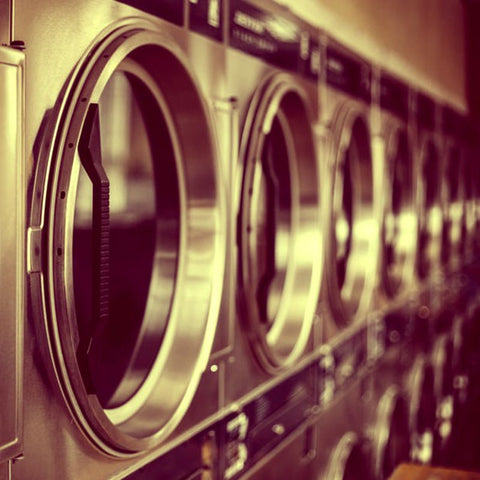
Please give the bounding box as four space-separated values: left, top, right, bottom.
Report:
0 0 479 479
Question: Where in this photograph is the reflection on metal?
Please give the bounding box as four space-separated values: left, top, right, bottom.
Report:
30 24 225 455
239 74 321 371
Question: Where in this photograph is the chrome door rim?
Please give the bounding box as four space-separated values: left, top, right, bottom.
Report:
238 73 322 371
325 103 379 326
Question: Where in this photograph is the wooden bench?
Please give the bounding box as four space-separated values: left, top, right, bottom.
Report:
390 464 480 479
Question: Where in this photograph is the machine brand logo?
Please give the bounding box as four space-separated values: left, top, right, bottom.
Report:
229 0 302 74
233 10 265 34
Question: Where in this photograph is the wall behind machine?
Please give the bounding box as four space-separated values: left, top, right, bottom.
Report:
275 0 467 112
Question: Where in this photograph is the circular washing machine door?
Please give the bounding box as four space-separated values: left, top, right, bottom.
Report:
416 138 442 280
408 356 436 464
325 432 373 480
381 127 416 297
326 110 377 325
441 145 466 270
374 387 411 480
29 24 225 454
238 74 321 371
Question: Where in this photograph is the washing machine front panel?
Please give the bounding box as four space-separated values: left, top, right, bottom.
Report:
373 387 411 480
463 128 480 259
322 41 379 338
325 432 373 480
19 2 230 477
378 74 417 301
311 371 371 480
415 93 443 282
431 334 457 463
29 24 225 454
0 46 24 466
407 356 436 465
237 75 322 370
440 106 468 273
225 0 322 404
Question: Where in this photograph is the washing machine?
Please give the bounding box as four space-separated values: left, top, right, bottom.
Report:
310 331 375 480
0 38 25 479
371 386 411 480
430 333 457 465
463 121 480 260
372 72 416 307
414 92 442 282
319 36 380 341
213 2 324 476
18 1 231 478
439 106 468 274
301 35 378 480
364 70 418 405
222 0 322 415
